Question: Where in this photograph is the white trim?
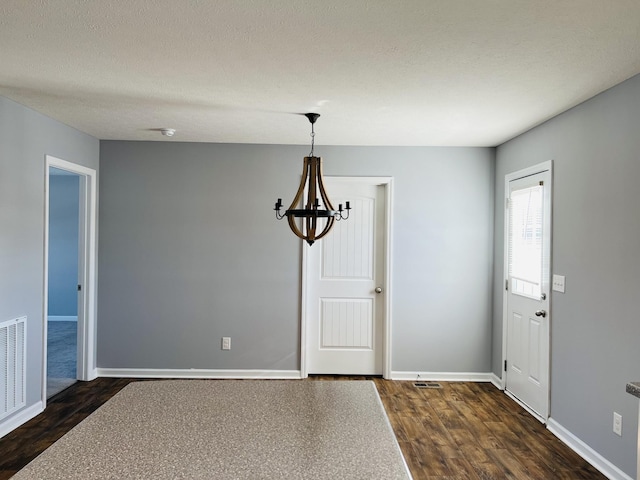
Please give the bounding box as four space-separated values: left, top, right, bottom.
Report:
547 418 634 480
505 390 546 424
390 371 494 382
44 155 98 411
383 179 394 380
489 372 503 390
0 401 43 439
300 239 309 378
47 316 78 322
300 176 394 379
501 160 553 420
97 368 303 379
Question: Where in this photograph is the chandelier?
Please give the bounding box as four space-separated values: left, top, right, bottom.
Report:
274 113 350 246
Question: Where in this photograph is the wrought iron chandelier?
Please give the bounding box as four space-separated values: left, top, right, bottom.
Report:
274 113 350 246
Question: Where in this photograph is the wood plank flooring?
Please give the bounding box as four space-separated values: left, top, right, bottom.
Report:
0 377 606 479
373 379 606 479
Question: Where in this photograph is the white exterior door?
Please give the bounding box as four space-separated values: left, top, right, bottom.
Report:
305 180 386 375
504 163 552 420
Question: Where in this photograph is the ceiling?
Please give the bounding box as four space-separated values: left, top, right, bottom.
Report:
1 1 640 147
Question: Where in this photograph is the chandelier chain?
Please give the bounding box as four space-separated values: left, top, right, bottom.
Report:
309 123 316 156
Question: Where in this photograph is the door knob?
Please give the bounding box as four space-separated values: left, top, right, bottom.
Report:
535 310 547 318
375 287 382 294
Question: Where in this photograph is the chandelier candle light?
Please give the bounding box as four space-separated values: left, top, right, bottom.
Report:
274 113 351 246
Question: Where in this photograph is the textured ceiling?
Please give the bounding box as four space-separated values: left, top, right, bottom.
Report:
1 1 640 146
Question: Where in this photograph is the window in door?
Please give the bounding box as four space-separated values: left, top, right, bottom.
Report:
508 183 544 299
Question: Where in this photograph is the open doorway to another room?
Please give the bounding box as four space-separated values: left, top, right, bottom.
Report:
44 155 98 405
47 168 80 398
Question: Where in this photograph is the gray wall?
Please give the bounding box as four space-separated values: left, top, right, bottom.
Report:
5 69 639 474
48 174 80 317
0 96 98 415
493 73 640 476
98 142 494 373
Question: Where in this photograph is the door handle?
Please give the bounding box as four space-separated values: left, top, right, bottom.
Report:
535 310 547 318
375 287 382 294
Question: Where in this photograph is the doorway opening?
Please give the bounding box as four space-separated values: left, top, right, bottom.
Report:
47 168 80 397
44 155 98 404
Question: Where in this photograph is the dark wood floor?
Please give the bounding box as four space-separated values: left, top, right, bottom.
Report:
373 379 606 479
0 377 605 479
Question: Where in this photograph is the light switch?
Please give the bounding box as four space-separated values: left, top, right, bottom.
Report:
552 274 566 293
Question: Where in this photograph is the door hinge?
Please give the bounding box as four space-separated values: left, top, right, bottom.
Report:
77 284 82 291
504 360 507 372
505 279 508 291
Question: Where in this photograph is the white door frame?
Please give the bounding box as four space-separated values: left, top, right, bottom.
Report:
501 160 552 421
43 155 98 405
300 176 393 379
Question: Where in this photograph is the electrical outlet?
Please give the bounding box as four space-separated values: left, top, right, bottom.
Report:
222 337 231 350
613 412 622 436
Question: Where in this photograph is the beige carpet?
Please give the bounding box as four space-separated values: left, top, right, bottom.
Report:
15 380 411 479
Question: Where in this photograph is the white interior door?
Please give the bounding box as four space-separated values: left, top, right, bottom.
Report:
305 180 385 375
504 163 552 420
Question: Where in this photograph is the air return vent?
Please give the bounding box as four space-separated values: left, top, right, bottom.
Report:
414 382 442 389
0 316 26 420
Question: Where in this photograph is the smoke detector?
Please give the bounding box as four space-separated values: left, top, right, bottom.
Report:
160 128 176 137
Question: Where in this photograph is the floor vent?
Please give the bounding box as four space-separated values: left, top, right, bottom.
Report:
0 316 26 420
414 382 442 389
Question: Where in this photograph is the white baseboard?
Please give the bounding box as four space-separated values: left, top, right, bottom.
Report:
0 401 44 439
47 316 77 322
389 371 494 382
547 418 634 480
489 372 503 390
97 368 302 379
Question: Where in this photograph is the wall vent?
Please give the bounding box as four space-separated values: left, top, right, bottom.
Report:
414 382 442 389
0 316 26 420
